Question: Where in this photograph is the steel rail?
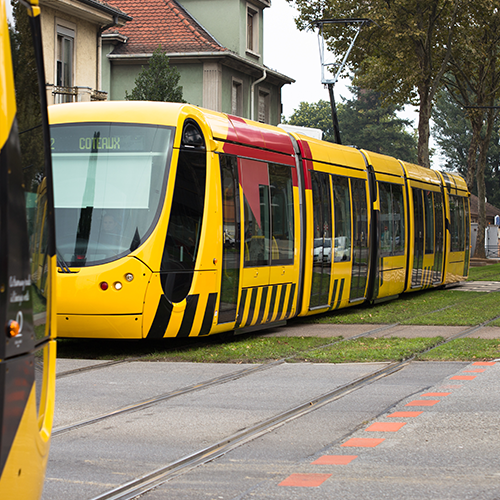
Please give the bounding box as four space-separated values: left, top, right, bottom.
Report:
52 323 400 436
87 316 500 500
88 359 408 500
53 287 498 437
54 283 487 380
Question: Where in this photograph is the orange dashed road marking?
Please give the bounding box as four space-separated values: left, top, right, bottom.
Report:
279 473 332 487
388 411 423 418
421 392 451 397
463 369 486 373
451 375 476 380
312 455 358 465
472 361 495 366
341 438 385 447
405 399 440 406
365 422 406 432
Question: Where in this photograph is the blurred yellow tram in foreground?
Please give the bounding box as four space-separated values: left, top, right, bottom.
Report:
0 1 56 498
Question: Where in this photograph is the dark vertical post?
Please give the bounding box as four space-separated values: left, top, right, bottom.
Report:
328 83 341 144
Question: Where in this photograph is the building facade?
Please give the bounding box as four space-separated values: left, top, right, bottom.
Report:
39 0 130 104
102 0 293 125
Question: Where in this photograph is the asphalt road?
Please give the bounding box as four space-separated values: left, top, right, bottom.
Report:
41 323 500 500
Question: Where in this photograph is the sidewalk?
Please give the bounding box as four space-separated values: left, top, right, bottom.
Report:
261 322 500 339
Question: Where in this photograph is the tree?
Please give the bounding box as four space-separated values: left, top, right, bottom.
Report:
337 87 417 162
125 46 185 102
433 88 500 208
440 0 500 258
283 100 337 142
287 0 460 168
284 88 418 162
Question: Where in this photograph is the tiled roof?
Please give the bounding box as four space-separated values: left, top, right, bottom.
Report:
104 0 226 55
81 0 131 20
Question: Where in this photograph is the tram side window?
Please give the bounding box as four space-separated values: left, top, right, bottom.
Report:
449 195 465 252
378 182 405 257
241 159 270 266
240 158 294 267
269 163 294 264
424 190 434 254
332 175 351 262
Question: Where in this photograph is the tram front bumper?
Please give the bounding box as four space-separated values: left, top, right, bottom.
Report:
57 313 143 339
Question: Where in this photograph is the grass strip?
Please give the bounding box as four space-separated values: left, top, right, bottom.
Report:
468 263 500 281
56 335 500 363
304 289 487 325
418 338 500 361
401 292 500 325
143 336 341 363
291 337 443 363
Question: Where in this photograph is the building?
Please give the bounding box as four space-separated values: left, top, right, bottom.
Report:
39 0 131 104
102 0 294 125
469 194 500 225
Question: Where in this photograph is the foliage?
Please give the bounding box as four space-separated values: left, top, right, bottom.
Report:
284 88 418 162
439 1 500 257
287 0 461 168
125 46 185 102
338 87 417 162
433 88 500 208
283 100 336 141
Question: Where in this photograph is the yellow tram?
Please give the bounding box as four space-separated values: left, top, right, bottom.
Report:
0 0 56 498
50 101 470 339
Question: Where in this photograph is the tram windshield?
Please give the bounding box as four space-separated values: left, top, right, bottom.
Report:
50 123 173 266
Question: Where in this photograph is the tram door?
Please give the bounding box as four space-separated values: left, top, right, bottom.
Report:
433 191 445 283
237 158 296 327
376 182 406 298
350 178 369 301
412 189 425 287
310 171 332 309
218 155 240 324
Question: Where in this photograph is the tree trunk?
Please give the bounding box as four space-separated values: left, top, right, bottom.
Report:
474 111 497 259
417 86 432 168
465 120 480 193
475 165 487 259
469 117 484 258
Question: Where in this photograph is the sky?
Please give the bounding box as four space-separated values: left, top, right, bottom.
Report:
263 0 352 119
263 0 419 130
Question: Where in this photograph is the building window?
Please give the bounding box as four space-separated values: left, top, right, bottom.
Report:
258 89 269 123
231 79 243 116
56 25 75 103
246 5 259 54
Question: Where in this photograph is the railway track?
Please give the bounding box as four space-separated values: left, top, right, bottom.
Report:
52 289 500 438
85 318 498 500
45 313 500 500
54 283 491 381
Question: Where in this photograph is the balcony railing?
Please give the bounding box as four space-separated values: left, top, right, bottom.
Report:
49 86 108 104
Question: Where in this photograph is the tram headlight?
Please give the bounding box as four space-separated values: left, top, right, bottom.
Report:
114 281 123 290
125 273 134 282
